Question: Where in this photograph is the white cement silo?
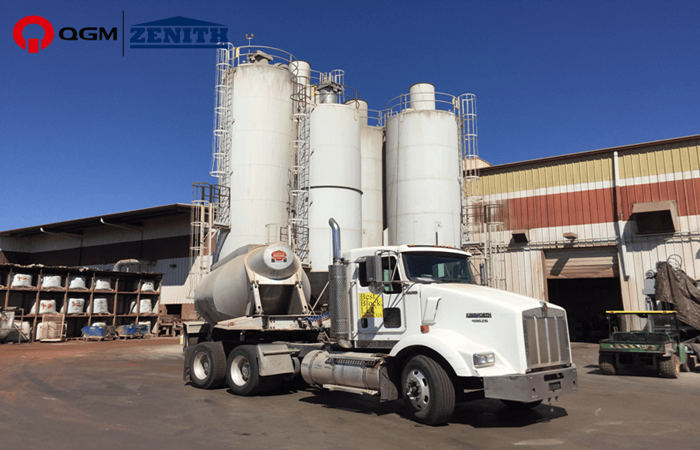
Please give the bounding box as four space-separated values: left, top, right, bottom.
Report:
355 100 384 247
219 52 295 260
385 83 461 247
308 100 362 270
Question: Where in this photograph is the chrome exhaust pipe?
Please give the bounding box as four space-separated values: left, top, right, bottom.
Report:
328 218 351 348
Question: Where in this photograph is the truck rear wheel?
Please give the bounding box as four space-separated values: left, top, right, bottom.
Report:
598 353 617 375
226 345 262 396
189 342 226 389
401 355 455 425
658 354 680 378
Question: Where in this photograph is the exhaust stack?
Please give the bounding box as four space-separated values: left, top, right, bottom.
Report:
328 218 351 348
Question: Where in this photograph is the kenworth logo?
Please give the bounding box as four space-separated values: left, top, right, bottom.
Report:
130 16 228 49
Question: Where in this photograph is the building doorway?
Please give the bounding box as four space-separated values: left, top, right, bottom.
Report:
544 247 624 343
547 277 623 342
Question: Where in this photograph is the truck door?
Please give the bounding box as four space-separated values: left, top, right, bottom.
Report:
356 255 406 343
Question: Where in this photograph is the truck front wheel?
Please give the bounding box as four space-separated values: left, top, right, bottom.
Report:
401 355 456 425
226 345 262 396
189 342 226 389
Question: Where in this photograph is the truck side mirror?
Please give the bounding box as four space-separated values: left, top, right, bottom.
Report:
365 255 382 284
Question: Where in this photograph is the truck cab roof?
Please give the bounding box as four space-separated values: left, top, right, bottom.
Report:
344 245 472 261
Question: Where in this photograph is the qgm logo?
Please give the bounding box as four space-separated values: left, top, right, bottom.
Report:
13 15 117 53
13 16 54 53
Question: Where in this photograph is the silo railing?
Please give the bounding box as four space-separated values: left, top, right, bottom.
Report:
385 91 462 117
229 44 297 68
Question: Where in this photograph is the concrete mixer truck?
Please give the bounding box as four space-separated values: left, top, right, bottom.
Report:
183 219 577 425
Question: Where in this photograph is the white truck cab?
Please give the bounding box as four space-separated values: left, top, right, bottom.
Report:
344 244 577 405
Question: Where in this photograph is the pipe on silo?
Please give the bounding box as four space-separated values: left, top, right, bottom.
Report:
290 61 312 103
290 60 311 85
316 81 341 104
409 83 436 110
345 99 368 126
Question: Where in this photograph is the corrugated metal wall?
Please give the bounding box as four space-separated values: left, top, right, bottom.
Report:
478 137 700 313
91 256 191 305
622 234 700 311
1 216 193 305
503 248 547 300
544 247 619 279
618 140 700 231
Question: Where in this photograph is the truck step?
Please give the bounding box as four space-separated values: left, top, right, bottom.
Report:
323 384 378 396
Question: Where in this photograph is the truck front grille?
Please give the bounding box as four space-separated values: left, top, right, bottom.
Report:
523 309 571 370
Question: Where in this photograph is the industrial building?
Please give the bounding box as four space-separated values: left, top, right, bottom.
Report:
0 204 199 322
476 135 700 342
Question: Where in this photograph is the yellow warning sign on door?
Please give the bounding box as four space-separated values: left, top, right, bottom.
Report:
359 293 383 318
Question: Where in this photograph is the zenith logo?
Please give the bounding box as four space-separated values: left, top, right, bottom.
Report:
130 16 228 49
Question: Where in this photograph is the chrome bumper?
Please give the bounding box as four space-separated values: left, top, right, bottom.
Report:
483 366 578 403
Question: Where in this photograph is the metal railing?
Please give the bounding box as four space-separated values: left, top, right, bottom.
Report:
188 182 230 298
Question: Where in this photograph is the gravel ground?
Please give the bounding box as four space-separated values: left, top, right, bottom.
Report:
1 339 699 450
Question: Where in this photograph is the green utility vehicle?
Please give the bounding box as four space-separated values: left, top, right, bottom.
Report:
598 311 694 378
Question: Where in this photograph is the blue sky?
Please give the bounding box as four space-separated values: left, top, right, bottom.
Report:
2 0 699 231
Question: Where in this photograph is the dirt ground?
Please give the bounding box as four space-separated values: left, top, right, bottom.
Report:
1 339 699 450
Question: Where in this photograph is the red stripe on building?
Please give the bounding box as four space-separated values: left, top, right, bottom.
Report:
504 177 699 230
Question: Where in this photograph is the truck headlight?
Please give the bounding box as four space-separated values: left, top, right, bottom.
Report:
473 353 495 368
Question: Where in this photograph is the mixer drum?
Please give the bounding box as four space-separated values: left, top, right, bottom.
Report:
194 243 311 324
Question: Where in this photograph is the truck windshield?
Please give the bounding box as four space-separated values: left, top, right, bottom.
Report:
403 252 474 284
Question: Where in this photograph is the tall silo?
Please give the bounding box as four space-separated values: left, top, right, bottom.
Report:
356 100 384 247
307 83 362 272
385 83 461 247
218 49 295 260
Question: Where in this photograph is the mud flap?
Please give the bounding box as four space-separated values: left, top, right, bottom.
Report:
183 346 193 382
379 366 398 402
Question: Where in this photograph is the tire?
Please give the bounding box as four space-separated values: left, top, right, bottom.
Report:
226 345 262 396
688 356 697 372
658 354 681 378
401 355 456 425
598 353 617 375
680 362 690 373
500 399 543 410
189 342 227 389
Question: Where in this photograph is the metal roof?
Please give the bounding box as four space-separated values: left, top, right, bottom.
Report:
0 204 192 238
480 134 700 174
